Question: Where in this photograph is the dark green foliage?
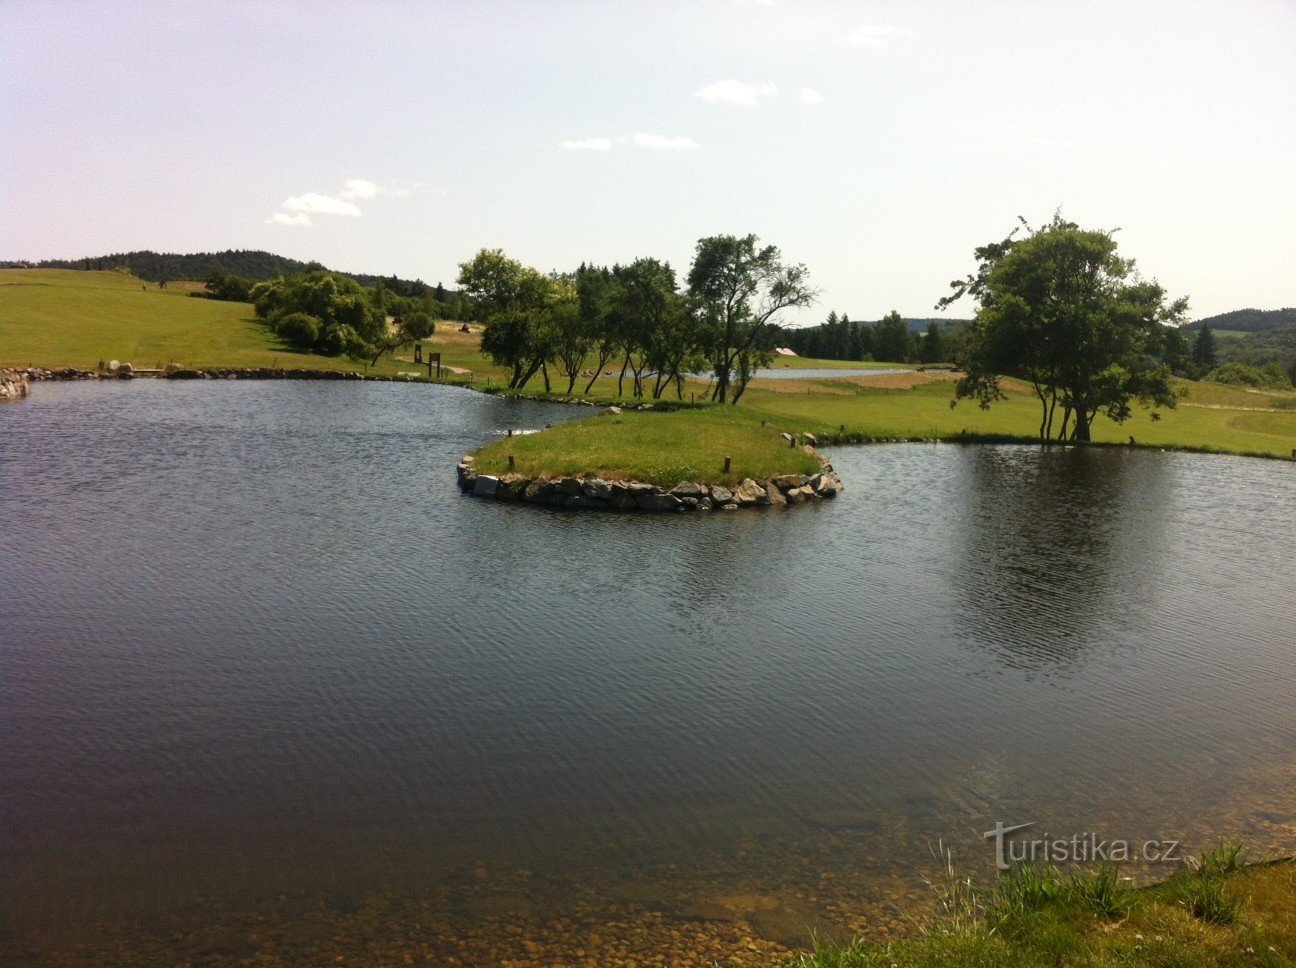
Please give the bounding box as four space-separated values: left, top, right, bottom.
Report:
920 321 946 363
275 312 322 350
874 310 915 362
1193 325 1218 369
200 268 253 302
251 270 386 359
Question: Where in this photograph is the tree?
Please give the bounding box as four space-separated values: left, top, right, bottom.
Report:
687 234 816 403
920 320 945 363
873 311 913 362
1192 325 1217 370
941 214 1187 442
457 249 555 388
1161 326 1193 376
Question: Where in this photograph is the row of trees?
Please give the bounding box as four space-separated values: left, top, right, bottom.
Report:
781 311 949 363
457 234 817 403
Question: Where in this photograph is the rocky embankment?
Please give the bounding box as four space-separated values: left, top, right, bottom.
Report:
1 368 31 401
456 453 844 513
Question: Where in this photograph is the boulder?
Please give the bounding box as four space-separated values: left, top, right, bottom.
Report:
803 432 818 446
496 474 527 501
762 481 787 506
786 485 816 503
679 496 700 510
769 474 803 491
555 477 583 496
697 497 713 511
472 475 499 498
583 478 613 500
669 481 709 499
733 478 767 506
523 480 552 503
609 493 638 510
780 432 795 445
636 492 681 512
709 485 733 504
602 406 623 415
719 503 739 511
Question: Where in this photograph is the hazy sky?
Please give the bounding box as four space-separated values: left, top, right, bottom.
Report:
3 0 1293 322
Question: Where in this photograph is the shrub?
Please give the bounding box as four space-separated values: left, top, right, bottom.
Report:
275 311 322 350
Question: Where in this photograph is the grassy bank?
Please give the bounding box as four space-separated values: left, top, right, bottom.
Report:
472 406 821 487
0 268 489 379
789 850 1296 967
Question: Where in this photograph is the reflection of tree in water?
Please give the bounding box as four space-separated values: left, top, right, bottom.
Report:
952 446 1174 673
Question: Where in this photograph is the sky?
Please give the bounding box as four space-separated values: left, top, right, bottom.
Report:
2 0 1293 324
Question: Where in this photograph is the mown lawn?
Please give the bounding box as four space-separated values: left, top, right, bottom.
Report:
471 406 822 486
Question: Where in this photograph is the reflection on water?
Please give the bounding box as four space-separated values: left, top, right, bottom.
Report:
2 382 1294 965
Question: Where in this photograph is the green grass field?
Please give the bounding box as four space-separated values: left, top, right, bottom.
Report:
0 268 494 379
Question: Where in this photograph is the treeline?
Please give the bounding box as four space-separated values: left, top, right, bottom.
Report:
1184 307 1296 333
458 234 814 403
780 311 961 363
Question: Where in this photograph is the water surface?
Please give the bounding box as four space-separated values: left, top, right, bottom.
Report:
2 381 1294 963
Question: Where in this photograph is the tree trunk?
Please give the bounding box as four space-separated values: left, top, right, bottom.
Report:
617 353 630 397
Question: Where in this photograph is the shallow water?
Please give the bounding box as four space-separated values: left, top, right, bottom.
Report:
2 381 1294 964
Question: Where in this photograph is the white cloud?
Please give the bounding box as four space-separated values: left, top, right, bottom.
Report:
265 212 311 227
847 24 913 48
633 132 699 150
694 79 779 106
281 192 362 217
800 87 824 106
340 178 378 200
560 137 613 151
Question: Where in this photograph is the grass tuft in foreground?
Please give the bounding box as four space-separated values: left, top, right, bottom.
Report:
786 850 1296 968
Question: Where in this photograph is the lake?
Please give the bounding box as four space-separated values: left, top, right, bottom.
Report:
3 381 1294 964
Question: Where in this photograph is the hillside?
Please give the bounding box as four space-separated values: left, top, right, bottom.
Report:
0 249 451 295
1184 307 1296 332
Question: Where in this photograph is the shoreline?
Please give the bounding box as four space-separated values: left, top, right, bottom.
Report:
10 364 1294 465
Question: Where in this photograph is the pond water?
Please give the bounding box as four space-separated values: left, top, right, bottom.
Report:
3 381 1294 964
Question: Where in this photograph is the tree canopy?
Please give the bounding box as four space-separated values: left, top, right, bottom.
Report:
940 214 1188 442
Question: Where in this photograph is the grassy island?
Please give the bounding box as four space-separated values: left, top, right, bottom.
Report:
471 406 821 487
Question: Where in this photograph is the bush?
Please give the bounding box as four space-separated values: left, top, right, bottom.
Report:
275 311 322 350
1207 361 1292 389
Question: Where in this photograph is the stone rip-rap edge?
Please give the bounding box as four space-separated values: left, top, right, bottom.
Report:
455 446 844 513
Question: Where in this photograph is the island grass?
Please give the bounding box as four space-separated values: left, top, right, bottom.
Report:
471 407 822 487
786 853 1296 968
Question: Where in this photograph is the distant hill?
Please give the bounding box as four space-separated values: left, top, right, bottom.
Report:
0 249 449 294
1184 308 1296 333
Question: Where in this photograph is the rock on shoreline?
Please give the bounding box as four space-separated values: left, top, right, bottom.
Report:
1 368 31 402
455 455 844 513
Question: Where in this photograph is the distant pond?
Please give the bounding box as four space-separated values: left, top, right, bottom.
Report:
3 380 1294 963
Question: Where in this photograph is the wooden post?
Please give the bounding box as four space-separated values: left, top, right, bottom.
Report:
723 456 731 473
508 455 516 471
507 428 514 438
